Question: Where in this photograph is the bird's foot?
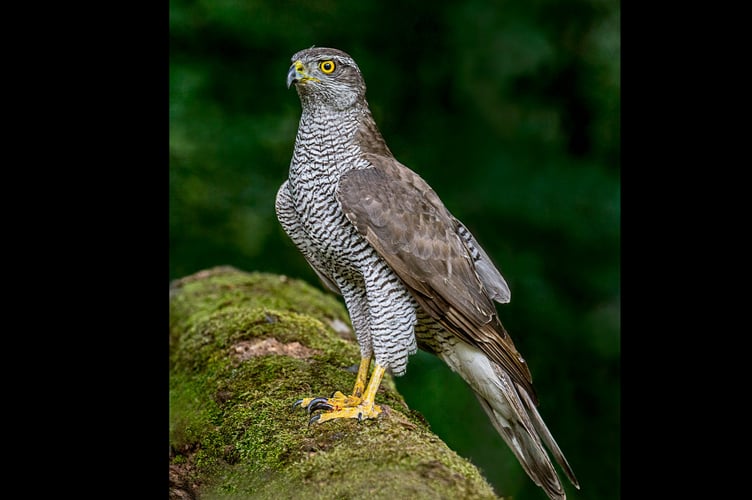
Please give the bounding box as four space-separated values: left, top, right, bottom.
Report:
293 390 382 425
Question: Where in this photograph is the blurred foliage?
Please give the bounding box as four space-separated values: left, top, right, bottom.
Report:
170 0 619 499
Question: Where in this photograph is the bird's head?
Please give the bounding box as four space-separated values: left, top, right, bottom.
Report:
286 47 366 111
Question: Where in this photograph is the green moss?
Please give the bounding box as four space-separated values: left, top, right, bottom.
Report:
170 267 354 375
170 267 501 499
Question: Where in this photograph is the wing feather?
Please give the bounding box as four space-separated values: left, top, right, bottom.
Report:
337 154 536 400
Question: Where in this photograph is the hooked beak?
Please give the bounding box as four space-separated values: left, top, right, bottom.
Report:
286 60 319 88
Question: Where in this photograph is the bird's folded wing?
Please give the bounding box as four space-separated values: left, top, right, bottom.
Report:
337 154 535 399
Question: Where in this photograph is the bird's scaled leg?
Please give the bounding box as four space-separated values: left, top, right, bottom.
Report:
295 357 371 410
294 360 386 424
351 356 370 398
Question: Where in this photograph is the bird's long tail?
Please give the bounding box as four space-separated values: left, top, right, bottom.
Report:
441 345 579 500
474 363 580 500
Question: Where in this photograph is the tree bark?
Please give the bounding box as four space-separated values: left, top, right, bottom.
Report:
169 266 501 499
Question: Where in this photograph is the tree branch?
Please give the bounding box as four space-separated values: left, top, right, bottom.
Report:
169 266 501 499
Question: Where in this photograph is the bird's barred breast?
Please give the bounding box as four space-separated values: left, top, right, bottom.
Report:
288 114 376 276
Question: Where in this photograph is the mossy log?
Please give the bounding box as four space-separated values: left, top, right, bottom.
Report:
169 266 501 499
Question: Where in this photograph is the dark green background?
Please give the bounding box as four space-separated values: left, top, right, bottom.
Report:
169 0 620 498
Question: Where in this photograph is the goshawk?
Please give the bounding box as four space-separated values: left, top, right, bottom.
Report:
277 46 580 500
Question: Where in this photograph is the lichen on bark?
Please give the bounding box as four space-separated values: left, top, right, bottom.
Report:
169 266 501 499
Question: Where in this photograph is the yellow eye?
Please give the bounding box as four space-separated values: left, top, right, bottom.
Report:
320 60 336 74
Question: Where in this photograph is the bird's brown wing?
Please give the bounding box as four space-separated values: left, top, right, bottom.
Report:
337 154 536 401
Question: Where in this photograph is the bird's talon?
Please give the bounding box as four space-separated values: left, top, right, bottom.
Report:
292 399 304 409
308 414 321 427
309 400 334 413
306 397 330 414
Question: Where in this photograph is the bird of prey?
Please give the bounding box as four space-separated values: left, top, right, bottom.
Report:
277 46 580 500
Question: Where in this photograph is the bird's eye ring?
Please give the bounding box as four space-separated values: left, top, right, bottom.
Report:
320 60 336 74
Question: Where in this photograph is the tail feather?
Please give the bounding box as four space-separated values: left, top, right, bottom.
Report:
517 382 580 490
438 341 578 500
474 394 567 500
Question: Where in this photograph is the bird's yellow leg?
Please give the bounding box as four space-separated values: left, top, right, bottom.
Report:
295 357 371 409
314 364 385 423
352 357 371 398
294 360 386 424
